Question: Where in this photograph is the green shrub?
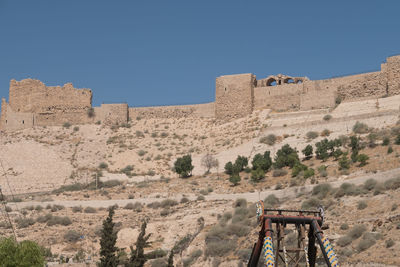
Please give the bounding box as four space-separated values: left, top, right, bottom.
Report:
291 162 308 177
63 122 71 128
315 139 330 161
339 154 351 170
301 198 321 210
306 131 319 140
180 197 189 204
384 177 400 190
353 121 369 134
160 199 178 208
340 223 349 230
302 145 313 159
224 161 234 175
99 162 108 169
337 236 352 247
357 200 367 210
84 207 97 213
205 239 236 257
357 154 369 166
385 239 395 248
234 156 248 172
272 169 287 177
72 206 83 213
303 168 315 179
357 236 376 251
0 237 45 266
312 184 332 198
234 198 247 208
251 151 272 172
174 155 194 178
323 114 332 121
274 144 299 169
16 217 35 228
197 195 205 201
229 174 241 186
251 168 265 182
264 194 279 207
260 134 276 145
64 230 81 243
73 126 79 132
320 129 331 137
347 225 367 240
363 179 377 191
382 136 390 146
124 202 142 212
396 134 400 145
47 216 72 226
388 146 393 154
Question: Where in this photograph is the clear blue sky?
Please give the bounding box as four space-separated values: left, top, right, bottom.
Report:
1 1 400 107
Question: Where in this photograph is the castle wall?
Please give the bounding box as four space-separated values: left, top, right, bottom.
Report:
254 83 302 110
300 88 336 110
129 102 214 120
305 71 386 101
9 79 92 113
94 104 129 125
385 55 400 95
215 73 255 120
0 102 34 131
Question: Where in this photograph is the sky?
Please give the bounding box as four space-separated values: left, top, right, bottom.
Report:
0 1 400 107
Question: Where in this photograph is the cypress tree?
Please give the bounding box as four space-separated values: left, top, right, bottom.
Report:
99 206 119 267
128 220 151 267
167 250 174 267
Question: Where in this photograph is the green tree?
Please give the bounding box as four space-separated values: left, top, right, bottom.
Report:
315 139 329 161
229 173 241 186
350 136 360 152
332 148 343 160
302 145 313 159
128 220 151 267
251 168 265 182
234 156 248 172
167 250 174 267
274 144 299 169
224 161 234 175
99 206 119 267
251 151 272 172
0 237 45 267
174 155 194 178
357 154 369 166
292 162 308 177
339 154 350 170
395 134 400 145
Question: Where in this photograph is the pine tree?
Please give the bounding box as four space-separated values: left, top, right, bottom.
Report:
99 206 119 267
128 220 151 267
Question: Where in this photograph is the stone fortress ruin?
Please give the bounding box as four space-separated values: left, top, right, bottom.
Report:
1 54 400 131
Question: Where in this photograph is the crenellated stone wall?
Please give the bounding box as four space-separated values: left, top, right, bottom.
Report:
215 55 400 119
1 55 400 129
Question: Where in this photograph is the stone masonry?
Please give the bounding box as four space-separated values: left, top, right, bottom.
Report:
1 55 400 130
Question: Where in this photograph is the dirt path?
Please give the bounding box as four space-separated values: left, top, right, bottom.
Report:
12 168 400 209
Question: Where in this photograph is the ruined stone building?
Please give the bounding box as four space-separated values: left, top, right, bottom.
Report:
1 54 400 131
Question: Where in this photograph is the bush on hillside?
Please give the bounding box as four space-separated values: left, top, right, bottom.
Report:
174 155 194 178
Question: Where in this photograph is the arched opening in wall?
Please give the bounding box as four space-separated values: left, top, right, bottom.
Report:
284 78 295 84
296 80 303 84
266 78 277 86
5 120 7 124
22 120 24 124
